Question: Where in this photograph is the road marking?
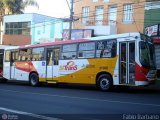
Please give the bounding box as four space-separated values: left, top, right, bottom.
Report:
0 107 62 120
0 88 160 107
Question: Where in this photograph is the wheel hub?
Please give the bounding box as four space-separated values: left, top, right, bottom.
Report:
100 78 109 89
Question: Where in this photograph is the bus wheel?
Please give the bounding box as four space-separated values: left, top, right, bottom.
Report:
0 79 8 83
97 74 113 91
29 73 39 86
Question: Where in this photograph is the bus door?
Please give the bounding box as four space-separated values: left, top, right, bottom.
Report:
46 48 53 80
119 42 135 85
46 47 60 81
52 47 60 79
10 51 18 80
3 51 11 79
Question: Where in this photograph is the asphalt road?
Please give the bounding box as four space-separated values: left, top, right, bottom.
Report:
0 82 160 120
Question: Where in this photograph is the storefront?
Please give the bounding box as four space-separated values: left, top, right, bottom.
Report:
145 24 160 78
153 39 160 79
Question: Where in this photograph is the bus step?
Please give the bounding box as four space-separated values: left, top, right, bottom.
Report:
47 81 57 84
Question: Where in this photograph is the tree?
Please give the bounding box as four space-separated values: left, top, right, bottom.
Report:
0 0 39 16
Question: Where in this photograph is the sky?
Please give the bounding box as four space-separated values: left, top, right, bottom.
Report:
25 0 70 18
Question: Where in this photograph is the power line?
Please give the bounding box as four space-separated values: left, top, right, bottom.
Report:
25 5 160 29
64 0 157 18
65 0 71 11
5 18 159 38
5 0 159 31
133 14 141 32
74 0 82 3
27 0 148 24
74 5 145 21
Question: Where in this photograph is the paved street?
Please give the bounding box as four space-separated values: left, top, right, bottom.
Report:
0 82 160 120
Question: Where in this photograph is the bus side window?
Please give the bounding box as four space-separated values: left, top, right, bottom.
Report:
47 51 53 66
62 44 77 60
100 49 104 58
78 42 95 58
96 40 117 58
62 55 67 60
11 52 14 62
111 42 116 57
10 51 18 62
72 55 76 59
53 48 60 65
18 49 31 61
32 47 44 61
5 51 10 62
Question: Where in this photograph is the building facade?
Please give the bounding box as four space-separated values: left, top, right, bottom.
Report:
144 0 160 78
2 13 69 45
32 19 69 44
74 0 145 36
144 0 160 30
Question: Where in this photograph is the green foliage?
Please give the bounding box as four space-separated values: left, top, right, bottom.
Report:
0 0 39 16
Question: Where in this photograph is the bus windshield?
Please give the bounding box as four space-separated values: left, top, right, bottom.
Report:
140 41 155 68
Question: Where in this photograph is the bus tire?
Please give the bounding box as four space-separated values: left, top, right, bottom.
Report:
97 74 113 91
0 78 7 83
29 73 39 86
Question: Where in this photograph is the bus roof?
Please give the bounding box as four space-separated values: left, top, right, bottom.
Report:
88 32 141 41
6 32 141 50
19 39 92 49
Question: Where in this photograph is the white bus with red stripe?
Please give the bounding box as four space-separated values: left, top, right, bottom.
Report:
2 32 157 91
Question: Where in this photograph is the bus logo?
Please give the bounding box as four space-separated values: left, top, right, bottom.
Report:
60 61 77 71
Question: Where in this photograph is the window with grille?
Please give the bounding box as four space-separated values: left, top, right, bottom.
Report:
108 5 117 25
93 0 98 2
95 6 104 25
5 22 31 35
82 7 89 25
123 4 133 23
104 0 109 2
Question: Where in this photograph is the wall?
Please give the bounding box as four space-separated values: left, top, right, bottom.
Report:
3 14 33 34
32 20 69 44
74 0 145 34
32 21 54 44
144 7 160 29
2 35 31 46
2 13 56 45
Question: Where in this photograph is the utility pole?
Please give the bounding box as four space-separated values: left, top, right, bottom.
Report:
69 0 74 40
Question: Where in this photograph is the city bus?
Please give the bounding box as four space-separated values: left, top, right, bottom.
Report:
2 32 157 91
